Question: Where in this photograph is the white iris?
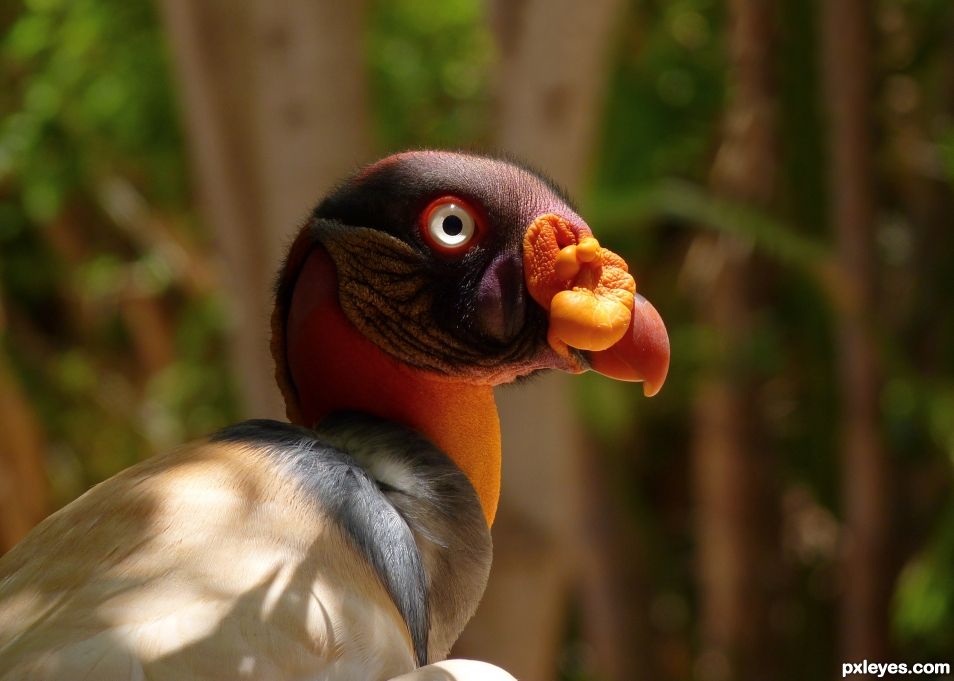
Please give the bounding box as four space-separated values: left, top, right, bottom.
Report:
427 203 476 248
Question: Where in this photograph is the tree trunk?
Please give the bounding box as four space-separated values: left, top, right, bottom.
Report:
0 304 49 553
159 0 373 419
490 0 625 191
690 1 779 679
453 1 630 679
820 0 892 661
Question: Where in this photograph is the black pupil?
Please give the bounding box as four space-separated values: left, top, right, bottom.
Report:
442 214 464 237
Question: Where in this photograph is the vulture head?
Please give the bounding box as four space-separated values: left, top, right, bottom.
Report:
272 151 669 524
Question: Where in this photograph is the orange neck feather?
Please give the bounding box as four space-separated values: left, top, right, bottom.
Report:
285 248 501 526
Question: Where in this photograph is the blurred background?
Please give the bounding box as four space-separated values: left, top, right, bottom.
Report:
1 0 953 679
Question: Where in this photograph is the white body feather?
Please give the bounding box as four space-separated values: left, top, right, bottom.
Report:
0 440 417 680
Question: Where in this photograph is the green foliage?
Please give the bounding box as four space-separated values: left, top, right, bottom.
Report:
1 0 186 214
894 500 954 654
1 0 236 503
589 180 833 272
595 0 725 192
367 0 494 149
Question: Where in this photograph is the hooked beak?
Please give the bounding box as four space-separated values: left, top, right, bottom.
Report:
523 214 670 396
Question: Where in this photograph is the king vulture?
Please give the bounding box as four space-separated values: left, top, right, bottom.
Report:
0 151 669 681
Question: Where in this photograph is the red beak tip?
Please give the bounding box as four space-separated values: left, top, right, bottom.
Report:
586 293 670 395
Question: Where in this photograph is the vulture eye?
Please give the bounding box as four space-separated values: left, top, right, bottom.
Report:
421 196 480 254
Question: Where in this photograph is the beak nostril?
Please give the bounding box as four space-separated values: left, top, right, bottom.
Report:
555 229 576 249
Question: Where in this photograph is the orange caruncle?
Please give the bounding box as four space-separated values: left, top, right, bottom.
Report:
523 213 637 355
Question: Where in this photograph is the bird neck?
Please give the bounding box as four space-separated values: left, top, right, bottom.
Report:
283 247 501 526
